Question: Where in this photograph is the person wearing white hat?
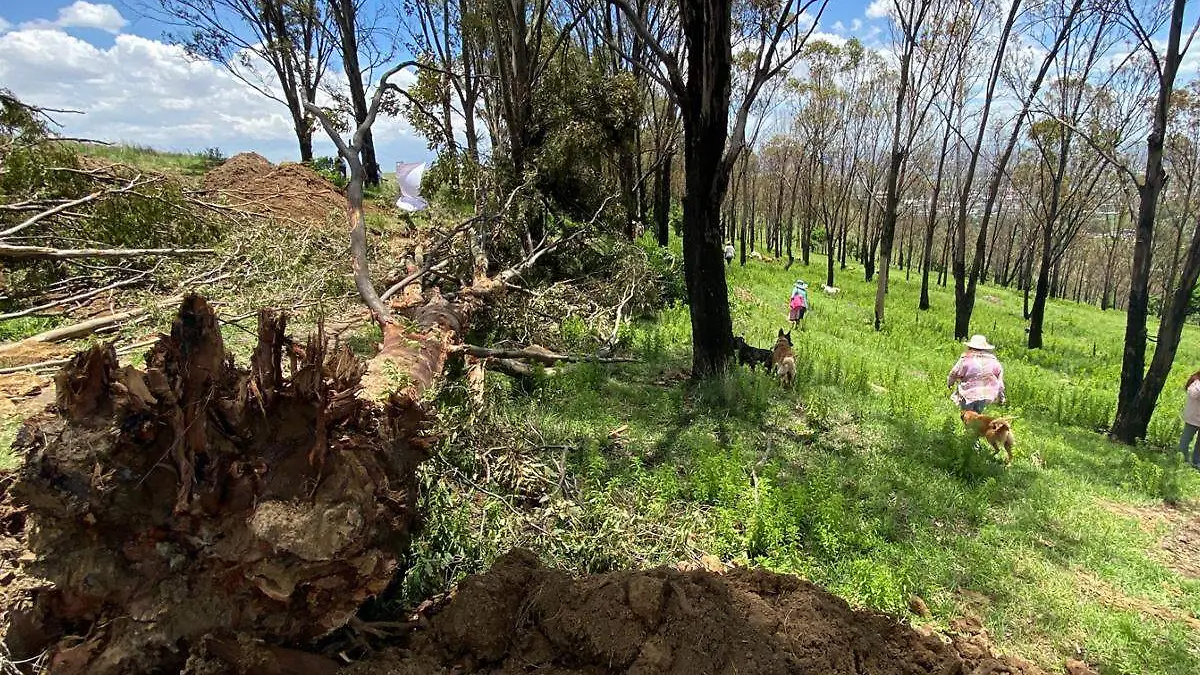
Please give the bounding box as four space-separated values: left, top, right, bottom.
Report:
947 334 1006 413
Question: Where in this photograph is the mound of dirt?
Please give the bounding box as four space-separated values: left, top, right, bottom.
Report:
202 152 347 223
341 549 1045 675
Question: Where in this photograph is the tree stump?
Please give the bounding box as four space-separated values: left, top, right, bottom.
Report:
2 295 428 674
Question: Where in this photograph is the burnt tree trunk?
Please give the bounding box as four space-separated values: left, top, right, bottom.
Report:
677 0 737 376
1112 0 1189 443
655 152 674 246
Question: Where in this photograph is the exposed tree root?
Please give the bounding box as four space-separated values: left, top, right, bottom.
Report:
2 295 428 675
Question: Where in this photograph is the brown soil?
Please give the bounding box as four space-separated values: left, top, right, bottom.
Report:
1100 499 1200 580
337 549 1045 675
201 152 348 224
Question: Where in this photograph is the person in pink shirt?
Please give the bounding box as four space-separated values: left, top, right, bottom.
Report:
947 334 1007 413
1178 369 1200 468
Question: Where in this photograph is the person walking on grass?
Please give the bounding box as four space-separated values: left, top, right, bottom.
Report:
724 242 735 266
947 334 1006 413
788 280 809 330
1178 370 1200 469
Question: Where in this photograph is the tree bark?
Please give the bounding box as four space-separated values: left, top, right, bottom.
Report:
678 0 736 376
330 0 380 186
1112 0 1189 443
655 152 673 246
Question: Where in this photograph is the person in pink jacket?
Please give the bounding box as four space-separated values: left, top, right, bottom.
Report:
947 334 1007 413
1179 370 1200 468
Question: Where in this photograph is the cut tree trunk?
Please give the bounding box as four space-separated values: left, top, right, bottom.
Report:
1 296 428 675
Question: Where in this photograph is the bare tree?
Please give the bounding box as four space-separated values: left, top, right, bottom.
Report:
874 0 939 331
151 0 335 162
1025 5 1122 348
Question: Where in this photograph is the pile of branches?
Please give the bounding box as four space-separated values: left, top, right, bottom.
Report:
0 91 230 324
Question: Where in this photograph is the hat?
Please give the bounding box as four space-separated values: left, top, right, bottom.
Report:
963 334 995 351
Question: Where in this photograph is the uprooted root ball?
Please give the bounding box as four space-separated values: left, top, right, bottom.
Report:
0 295 428 675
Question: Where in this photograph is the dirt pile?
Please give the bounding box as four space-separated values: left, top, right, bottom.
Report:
341 549 1045 675
201 152 347 223
0 296 428 675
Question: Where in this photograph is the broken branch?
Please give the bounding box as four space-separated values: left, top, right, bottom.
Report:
453 344 636 365
0 244 215 261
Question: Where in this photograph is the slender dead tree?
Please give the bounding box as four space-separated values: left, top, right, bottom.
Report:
875 0 937 330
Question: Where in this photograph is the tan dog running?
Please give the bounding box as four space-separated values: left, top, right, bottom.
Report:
960 410 1015 464
772 329 796 388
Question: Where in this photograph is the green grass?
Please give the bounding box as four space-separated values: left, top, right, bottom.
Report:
0 418 20 471
407 246 1200 674
64 141 223 176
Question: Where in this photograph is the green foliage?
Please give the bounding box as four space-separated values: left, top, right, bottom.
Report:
636 232 686 305
0 316 61 342
0 418 20 471
311 155 347 188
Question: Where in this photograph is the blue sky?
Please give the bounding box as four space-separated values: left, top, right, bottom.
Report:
0 1 887 164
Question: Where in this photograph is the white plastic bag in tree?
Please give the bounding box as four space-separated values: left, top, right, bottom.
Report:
395 162 428 212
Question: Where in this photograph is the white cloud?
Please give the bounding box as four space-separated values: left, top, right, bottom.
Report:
865 0 891 20
0 17 11 33
0 27 431 164
20 2 128 34
59 1 127 33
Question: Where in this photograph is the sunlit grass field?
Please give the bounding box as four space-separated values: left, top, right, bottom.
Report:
411 243 1200 674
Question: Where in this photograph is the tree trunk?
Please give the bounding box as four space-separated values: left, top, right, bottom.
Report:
1117 219 1200 440
297 122 314 163
919 129 950 310
655 152 673 246
1028 223 1054 349
678 0 736 376
330 0 379 185
1112 0 1188 443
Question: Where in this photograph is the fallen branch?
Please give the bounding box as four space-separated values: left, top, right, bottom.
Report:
453 344 636 366
0 174 157 238
0 338 159 374
0 296 181 354
485 358 558 378
0 268 154 321
0 244 215 261
380 259 449 302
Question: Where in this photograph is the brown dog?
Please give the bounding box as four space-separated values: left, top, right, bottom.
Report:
772 329 796 388
960 410 1015 464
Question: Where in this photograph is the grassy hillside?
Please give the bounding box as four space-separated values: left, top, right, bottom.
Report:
65 141 224 175
411 244 1200 674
